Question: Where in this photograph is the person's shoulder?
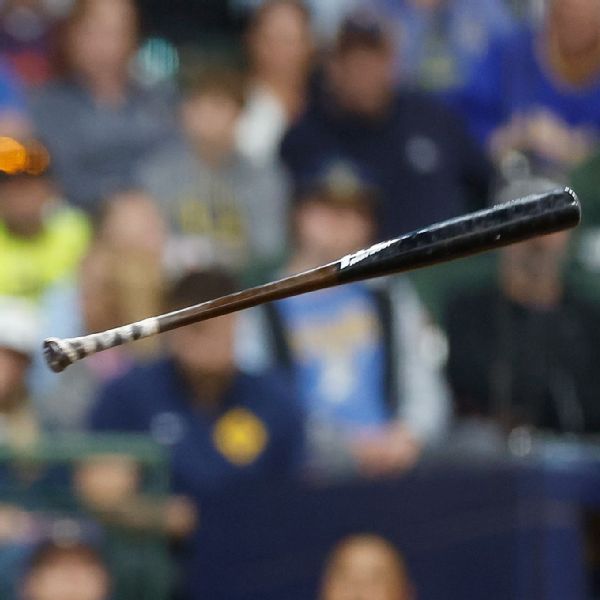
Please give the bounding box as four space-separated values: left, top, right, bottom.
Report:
237 368 290 393
136 136 190 178
100 358 173 397
231 150 287 181
236 369 300 413
397 90 449 116
30 79 79 106
45 203 91 236
396 89 470 132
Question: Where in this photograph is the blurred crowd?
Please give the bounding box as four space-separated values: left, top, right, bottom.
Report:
2 0 600 598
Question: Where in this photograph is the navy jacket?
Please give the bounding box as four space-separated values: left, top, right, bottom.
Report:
281 90 493 239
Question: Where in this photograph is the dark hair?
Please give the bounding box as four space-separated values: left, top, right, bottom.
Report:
166 269 239 312
334 14 389 55
179 65 247 107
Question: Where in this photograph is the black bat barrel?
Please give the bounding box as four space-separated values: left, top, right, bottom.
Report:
336 188 580 284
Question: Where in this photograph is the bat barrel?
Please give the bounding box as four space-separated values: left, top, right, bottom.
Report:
336 188 580 283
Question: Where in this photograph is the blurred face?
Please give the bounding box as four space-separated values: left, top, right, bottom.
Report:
80 246 121 333
0 177 51 236
322 537 412 600
549 0 600 55
23 553 109 600
0 348 28 407
329 47 395 117
501 230 570 282
181 92 242 150
249 3 313 78
67 0 137 79
75 456 139 511
168 314 236 378
295 199 375 263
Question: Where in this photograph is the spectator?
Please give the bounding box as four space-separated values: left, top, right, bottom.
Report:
89 269 304 498
20 539 111 600
29 0 175 213
0 0 57 88
373 0 515 93
0 296 40 450
238 162 448 478
445 178 600 435
31 192 166 429
0 137 90 301
321 534 415 600
456 0 600 173
281 12 493 241
236 0 315 166
74 453 197 542
136 65 289 274
232 0 361 43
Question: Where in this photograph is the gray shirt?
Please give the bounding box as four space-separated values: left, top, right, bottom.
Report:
30 79 175 212
136 137 290 273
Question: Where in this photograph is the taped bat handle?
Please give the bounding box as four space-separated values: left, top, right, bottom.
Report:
43 318 160 373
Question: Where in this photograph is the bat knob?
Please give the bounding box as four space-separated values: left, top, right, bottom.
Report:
43 338 73 373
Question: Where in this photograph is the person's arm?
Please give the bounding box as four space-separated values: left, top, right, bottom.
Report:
391 278 451 444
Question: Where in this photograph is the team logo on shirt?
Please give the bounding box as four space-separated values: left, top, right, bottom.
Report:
212 408 269 466
405 135 440 174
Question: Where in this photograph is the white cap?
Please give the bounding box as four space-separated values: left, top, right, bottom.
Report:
0 296 40 357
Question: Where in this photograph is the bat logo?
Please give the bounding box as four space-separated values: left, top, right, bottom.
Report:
339 239 396 270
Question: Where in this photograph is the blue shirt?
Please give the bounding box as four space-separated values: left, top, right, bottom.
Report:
376 0 514 92
455 27 600 142
276 284 389 429
30 79 175 212
89 359 304 498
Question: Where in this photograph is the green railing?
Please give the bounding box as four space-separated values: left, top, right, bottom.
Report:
0 433 172 600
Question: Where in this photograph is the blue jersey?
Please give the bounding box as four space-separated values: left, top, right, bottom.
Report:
377 0 514 92
89 359 304 498
276 284 389 429
455 27 600 142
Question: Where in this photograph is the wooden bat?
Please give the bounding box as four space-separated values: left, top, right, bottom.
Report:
43 187 581 373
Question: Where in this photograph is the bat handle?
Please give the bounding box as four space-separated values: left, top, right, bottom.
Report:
43 318 160 373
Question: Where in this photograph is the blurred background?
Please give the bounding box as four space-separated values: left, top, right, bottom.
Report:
2 0 600 598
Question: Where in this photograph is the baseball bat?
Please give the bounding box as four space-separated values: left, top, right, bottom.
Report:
43 187 580 373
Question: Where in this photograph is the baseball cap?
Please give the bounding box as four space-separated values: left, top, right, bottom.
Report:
0 296 40 358
335 10 388 54
0 137 51 180
294 160 380 211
